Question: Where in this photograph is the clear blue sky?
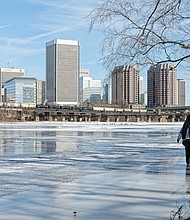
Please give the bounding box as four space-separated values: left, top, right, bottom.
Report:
0 0 105 81
0 0 189 105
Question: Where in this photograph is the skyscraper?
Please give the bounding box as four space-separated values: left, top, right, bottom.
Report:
111 65 139 107
46 39 80 106
177 79 186 106
147 64 177 107
36 80 46 105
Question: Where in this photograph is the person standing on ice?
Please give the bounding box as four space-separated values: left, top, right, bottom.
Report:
177 114 190 166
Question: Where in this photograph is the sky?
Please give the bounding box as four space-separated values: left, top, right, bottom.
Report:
0 0 189 105
0 0 105 81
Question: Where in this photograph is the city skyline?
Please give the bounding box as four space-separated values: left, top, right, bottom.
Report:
0 1 189 104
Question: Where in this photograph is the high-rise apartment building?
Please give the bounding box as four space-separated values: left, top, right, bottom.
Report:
177 79 186 106
46 39 80 106
147 64 177 107
0 68 25 102
111 65 139 106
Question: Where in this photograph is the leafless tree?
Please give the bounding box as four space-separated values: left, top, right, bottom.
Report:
88 0 190 72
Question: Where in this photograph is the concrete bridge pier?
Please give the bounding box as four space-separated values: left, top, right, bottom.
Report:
147 116 152 123
160 116 167 122
61 116 66 122
34 115 39 122
84 115 91 122
48 116 53 121
115 117 119 122
106 117 110 122
21 116 25 122
125 116 130 122
73 116 77 122
79 117 83 122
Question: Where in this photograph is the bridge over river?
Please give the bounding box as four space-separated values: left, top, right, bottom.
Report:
12 106 190 122
0 105 189 122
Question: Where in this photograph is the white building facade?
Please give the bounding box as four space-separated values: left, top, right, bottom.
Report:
5 77 36 105
79 68 102 104
36 80 46 105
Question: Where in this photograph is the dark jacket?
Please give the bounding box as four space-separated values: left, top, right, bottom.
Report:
178 119 190 141
181 120 189 139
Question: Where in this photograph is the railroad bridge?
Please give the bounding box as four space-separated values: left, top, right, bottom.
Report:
17 106 189 122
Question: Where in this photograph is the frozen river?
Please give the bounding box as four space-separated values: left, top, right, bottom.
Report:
0 122 188 220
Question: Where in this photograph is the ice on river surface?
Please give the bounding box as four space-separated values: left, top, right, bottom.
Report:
0 121 188 219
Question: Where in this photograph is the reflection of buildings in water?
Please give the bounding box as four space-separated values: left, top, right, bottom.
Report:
35 130 56 154
0 127 112 155
0 129 37 155
35 130 78 154
41 139 56 154
0 129 57 156
0 128 117 155
55 130 78 153
77 131 113 137
36 130 115 154
56 131 78 152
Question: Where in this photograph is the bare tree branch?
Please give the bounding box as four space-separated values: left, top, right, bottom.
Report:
88 0 190 72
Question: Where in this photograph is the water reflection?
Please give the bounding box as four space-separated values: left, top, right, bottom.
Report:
0 128 85 155
0 128 120 156
0 129 58 155
0 122 185 220
38 130 56 154
0 122 181 163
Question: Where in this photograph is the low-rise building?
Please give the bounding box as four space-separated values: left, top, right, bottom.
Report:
4 77 36 106
80 68 102 105
0 68 25 102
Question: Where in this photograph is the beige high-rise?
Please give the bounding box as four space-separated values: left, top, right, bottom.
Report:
46 39 80 106
36 80 46 105
147 64 177 107
112 65 139 106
